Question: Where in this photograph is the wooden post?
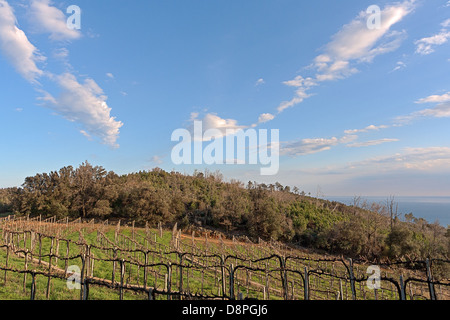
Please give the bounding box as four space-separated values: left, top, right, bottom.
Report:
348 258 357 300
144 252 148 290
4 244 9 284
83 279 89 300
112 248 118 286
148 288 154 300
64 240 70 276
30 271 36 300
46 237 54 299
38 235 42 265
23 250 28 292
229 264 235 300
399 275 406 300
178 253 183 300
221 255 226 300
339 279 344 300
425 259 436 300
78 254 86 300
304 267 309 300
167 262 172 300
119 259 125 300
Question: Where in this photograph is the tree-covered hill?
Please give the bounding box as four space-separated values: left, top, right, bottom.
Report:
0 162 448 261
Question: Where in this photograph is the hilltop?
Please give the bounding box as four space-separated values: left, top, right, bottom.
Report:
0 161 448 262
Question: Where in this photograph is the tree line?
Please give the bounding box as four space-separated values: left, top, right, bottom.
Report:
0 162 448 261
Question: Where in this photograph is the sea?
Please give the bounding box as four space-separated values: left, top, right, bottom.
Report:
323 196 450 227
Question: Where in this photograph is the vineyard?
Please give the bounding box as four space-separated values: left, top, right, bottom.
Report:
0 214 449 300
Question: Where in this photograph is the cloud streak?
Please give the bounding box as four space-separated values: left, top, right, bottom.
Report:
273 1 414 117
415 19 450 55
0 0 45 82
29 0 81 41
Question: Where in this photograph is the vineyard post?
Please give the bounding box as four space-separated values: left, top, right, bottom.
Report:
348 258 357 300
144 251 148 290
79 253 86 300
64 240 70 276
399 275 406 300
279 256 288 300
304 267 309 300
112 247 118 286
38 234 42 265
178 253 183 300
23 249 28 292
220 255 226 300
46 237 54 299
425 259 436 300
148 287 154 300
167 262 172 300
82 279 89 300
119 259 125 300
4 243 9 284
229 264 235 300
30 271 36 300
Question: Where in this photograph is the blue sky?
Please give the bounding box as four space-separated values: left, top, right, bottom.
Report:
1 0 450 196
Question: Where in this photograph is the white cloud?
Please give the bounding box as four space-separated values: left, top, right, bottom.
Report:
53 47 69 59
415 30 450 55
348 147 450 172
346 138 399 148
344 124 389 134
41 73 123 148
255 78 265 86
257 113 275 124
277 1 413 114
414 101 450 118
415 92 450 104
29 0 81 41
281 137 340 156
414 18 450 55
0 0 45 82
442 19 450 28
189 113 248 141
106 73 114 79
391 60 406 72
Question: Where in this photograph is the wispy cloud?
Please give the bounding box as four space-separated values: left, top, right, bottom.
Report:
348 147 450 172
344 124 389 135
255 78 265 86
0 0 45 83
346 138 399 148
415 19 450 55
391 60 406 72
274 1 414 117
28 0 81 41
396 91 450 124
